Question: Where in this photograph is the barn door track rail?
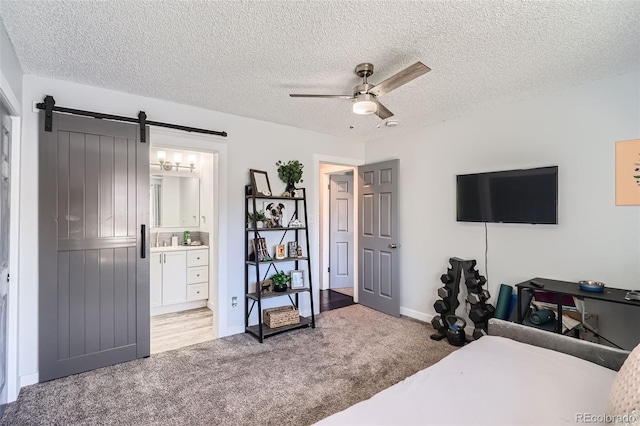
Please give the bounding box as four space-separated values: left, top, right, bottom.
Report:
36 95 227 142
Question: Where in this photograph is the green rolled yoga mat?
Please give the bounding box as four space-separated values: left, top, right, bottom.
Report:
494 284 513 320
530 309 556 325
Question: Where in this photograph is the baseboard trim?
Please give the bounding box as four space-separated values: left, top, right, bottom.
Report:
400 307 432 323
400 307 475 337
20 372 38 388
221 326 244 337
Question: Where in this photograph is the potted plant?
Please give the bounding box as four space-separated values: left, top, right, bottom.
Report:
247 210 268 228
276 160 304 197
270 271 290 292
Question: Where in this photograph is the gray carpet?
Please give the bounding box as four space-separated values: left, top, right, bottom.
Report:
1 305 457 426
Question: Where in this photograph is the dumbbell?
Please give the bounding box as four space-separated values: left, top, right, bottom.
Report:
431 315 445 331
485 304 496 317
440 273 453 284
473 328 488 340
469 307 490 323
437 287 451 299
467 290 490 305
465 279 479 290
434 300 450 314
482 289 491 301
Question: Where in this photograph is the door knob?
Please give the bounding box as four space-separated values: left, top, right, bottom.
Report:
389 243 400 249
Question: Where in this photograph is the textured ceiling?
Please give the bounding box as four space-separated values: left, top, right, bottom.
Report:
1 0 639 141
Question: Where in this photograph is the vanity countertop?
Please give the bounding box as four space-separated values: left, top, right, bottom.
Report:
150 245 209 252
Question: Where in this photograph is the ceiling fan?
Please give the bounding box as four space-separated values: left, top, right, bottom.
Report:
289 62 431 119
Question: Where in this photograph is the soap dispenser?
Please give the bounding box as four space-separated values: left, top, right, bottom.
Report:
171 233 178 247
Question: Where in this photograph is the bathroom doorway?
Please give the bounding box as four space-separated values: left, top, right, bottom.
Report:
149 128 225 353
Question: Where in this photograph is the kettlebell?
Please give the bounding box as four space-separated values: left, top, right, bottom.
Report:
445 315 467 346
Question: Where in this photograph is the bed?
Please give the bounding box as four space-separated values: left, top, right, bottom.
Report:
316 319 631 426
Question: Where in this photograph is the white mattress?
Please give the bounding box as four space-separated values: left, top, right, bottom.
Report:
315 336 616 426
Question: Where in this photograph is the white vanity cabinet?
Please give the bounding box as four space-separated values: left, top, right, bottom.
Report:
187 249 209 301
150 246 209 315
162 251 188 305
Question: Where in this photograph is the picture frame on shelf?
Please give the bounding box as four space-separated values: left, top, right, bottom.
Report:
275 244 286 260
288 218 304 227
287 241 297 258
264 201 287 228
290 270 304 289
252 237 271 261
260 279 273 294
250 169 272 196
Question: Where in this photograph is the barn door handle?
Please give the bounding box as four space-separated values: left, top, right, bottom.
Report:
141 224 146 258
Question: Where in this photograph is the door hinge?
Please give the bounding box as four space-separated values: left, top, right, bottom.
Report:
327 267 330 273
6 274 9 283
328 184 330 190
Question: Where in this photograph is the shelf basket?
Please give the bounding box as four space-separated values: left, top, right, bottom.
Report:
263 306 300 328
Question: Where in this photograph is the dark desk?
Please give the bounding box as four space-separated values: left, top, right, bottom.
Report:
515 277 640 334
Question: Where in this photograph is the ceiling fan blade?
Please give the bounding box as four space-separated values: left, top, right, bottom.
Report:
289 94 353 99
375 101 394 120
368 62 431 97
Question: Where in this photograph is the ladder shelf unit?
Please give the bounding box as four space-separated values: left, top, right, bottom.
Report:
244 186 315 342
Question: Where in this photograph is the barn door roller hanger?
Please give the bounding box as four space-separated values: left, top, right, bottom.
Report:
36 95 227 143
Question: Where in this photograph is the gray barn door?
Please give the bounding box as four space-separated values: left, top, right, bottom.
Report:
329 174 354 289
358 160 400 317
39 112 150 382
0 105 11 410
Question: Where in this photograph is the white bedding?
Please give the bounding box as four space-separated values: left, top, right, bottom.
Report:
316 336 616 426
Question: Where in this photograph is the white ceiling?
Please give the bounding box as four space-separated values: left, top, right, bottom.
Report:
1 0 639 141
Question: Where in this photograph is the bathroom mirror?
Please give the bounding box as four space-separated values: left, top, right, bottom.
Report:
150 176 200 228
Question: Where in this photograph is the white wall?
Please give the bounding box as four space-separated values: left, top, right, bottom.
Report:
0 19 22 112
365 71 640 348
19 75 364 384
0 18 22 402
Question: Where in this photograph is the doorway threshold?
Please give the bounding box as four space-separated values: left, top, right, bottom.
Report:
320 290 355 312
150 307 214 354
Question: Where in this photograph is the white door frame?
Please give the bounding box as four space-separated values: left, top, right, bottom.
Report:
149 128 228 338
324 169 354 291
1 72 21 402
313 155 364 304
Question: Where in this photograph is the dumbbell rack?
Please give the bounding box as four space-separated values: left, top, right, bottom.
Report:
430 257 463 341
430 257 495 341
462 259 495 339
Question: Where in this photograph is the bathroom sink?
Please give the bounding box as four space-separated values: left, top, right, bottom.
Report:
150 245 208 252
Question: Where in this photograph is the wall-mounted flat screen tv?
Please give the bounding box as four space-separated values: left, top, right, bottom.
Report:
456 166 558 224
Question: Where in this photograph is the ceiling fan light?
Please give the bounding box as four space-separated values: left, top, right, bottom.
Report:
352 94 378 115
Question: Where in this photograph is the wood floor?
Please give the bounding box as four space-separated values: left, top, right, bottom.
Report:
319 289 355 312
150 307 214 354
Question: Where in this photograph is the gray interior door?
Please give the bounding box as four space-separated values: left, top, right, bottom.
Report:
39 112 150 382
0 105 10 410
329 173 354 289
358 160 400 316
